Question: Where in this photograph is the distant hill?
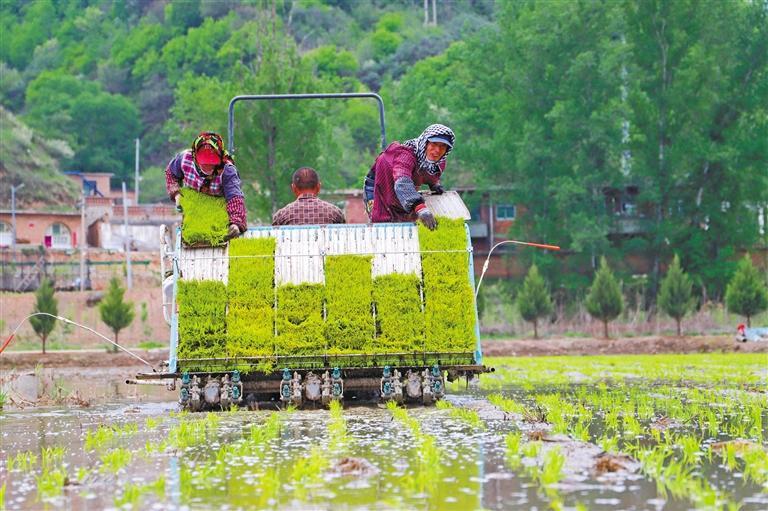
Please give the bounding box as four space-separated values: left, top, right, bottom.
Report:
0 106 80 209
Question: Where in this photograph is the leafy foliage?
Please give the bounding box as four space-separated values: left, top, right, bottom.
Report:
585 257 624 339
177 280 227 362
275 284 325 355
725 256 768 327
324 256 374 353
657 255 695 335
419 217 476 352
179 188 229 247
227 237 276 357
517 265 553 339
29 279 57 354
99 276 135 350
373 273 425 352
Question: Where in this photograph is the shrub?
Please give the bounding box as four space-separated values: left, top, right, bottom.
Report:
325 256 374 353
517 265 553 339
373 273 425 352
657 254 695 335
226 237 276 357
99 276 135 352
30 278 57 354
725 255 768 327
585 257 624 339
179 188 229 246
419 218 476 353
177 280 227 362
275 284 325 355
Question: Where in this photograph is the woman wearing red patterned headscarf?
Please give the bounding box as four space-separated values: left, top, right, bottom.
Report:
165 131 247 239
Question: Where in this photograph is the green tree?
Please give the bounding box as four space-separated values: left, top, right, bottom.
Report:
586 257 624 339
517 264 553 339
725 256 768 327
99 276 135 352
657 254 695 336
29 279 57 355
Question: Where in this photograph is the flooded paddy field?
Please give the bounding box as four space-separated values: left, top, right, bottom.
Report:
1 353 766 510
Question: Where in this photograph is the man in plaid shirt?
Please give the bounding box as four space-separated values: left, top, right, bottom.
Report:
272 167 345 225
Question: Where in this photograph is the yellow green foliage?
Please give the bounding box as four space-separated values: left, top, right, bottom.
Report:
177 280 227 363
276 284 325 355
227 237 276 357
325 256 374 353
373 273 425 352
419 218 476 352
179 188 229 246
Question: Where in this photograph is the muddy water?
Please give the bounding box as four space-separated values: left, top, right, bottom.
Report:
1 387 766 510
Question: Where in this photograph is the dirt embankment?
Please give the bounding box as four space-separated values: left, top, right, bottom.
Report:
1 335 765 371
481 335 768 357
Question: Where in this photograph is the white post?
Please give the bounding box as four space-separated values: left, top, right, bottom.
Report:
11 183 24 252
79 193 86 291
122 182 133 289
134 138 140 204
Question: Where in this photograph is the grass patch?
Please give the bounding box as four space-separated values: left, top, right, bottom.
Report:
418 218 476 353
373 273 425 352
275 284 325 355
325 256 374 354
177 280 227 363
227 237 276 357
179 188 229 246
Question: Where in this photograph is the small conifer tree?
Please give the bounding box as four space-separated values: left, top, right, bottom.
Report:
657 254 695 336
30 279 57 354
725 255 768 327
99 276 135 352
517 264 553 339
585 257 624 339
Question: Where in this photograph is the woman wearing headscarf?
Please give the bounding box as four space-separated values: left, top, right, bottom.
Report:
165 131 247 239
363 124 454 230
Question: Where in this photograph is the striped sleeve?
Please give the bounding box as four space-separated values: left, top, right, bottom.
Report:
165 153 183 200
226 196 247 231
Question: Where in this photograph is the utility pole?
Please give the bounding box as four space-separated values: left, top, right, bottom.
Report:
79 193 86 291
122 182 133 289
11 183 25 252
134 138 140 204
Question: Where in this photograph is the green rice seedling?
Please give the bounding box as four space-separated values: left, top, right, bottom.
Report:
0 481 5 507
678 434 702 466
40 447 64 471
418 218 476 353
742 446 768 485
177 280 228 363
144 439 169 456
9 451 37 472
144 417 160 430
522 441 541 460
598 434 619 454
291 445 330 501
35 468 66 501
505 432 523 470
540 447 565 487
328 400 350 452
84 422 139 451
227 237 276 357
275 283 324 355
324 256 374 354
100 448 133 474
0 389 6 409
179 188 229 246
114 482 143 509
436 399 486 430
75 467 92 484
372 273 425 352
488 393 526 415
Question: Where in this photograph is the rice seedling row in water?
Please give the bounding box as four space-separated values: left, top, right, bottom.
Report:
84 422 139 451
113 476 166 509
489 353 767 510
435 399 486 430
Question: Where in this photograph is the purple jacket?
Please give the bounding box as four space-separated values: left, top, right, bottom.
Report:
367 143 444 223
